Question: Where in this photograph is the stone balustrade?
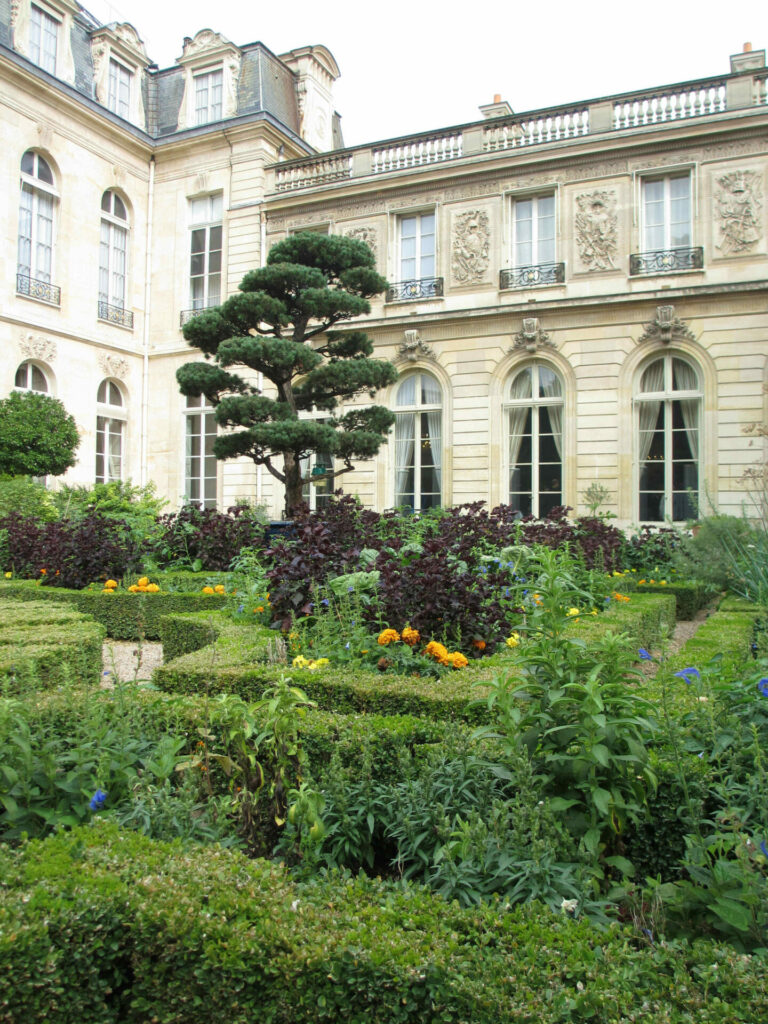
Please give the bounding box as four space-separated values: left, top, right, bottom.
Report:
268 69 766 194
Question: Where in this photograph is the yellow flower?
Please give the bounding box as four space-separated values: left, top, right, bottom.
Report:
138 576 149 587
450 652 468 669
566 607 580 617
137 585 148 592
146 583 160 593
256 606 264 613
401 626 420 647
590 609 598 615
101 589 115 595
649 579 656 585
104 579 118 589
506 633 520 648
292 655 310 668
659 580 667 586
128 584 140 593
214 584 226 594
4 572 11 579
425 640 449 662
377 628 400 646
202 586 215 594
315 658 330 668
638 579 646 585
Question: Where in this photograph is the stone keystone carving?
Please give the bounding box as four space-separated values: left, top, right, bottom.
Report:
451 209 490 284
19 332 56 363
511 318 555 353
397 330 435 363
575 190 618 271
638 305 696 346
715 169 763 255
98 354 130 379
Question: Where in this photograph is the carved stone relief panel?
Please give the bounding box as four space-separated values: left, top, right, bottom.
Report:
343 226 379 266
714 169 763 256
19 332 57 363
574 190 618 272
450 209 491 286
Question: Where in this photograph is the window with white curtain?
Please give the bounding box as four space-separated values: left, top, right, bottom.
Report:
18 150 56 286
189 195 223 311
96 380 126 484
512 194 555 268
636 354 701 522
14 361 49 393
194 68 223 125
107 58 132 118
99 191 128 311
394 372 442 511
185 394 217 508
29 4 59 74
505 363 563 517
642 175 691 252
399 213 435 282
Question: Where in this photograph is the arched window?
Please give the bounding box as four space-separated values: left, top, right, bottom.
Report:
99 191 129 315
185 394 217 508
505 362 563 517
96 379 126 483
394 372 442 510
636 354 701 521
14 361 49 393
18 151 57 298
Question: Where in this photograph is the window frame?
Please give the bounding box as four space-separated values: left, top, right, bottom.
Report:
29 3 59 75
510 193 556 269
107 57 132 119
397 211 436 284
188 194 224 312
18 150 58 288
634 353 701 523
640 172 693 253
95 379 127 485
184 393 218 509
194 66 224 126
14 360 50 394
393 371 443 512
99 190 129 312
504 361 564 518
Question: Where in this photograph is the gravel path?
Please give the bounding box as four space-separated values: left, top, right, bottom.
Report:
101 641 164 687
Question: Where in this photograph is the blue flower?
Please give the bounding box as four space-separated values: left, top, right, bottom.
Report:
522 589 529 598
347 586 355 593
89 789 107 811
760 839 768 859
638 648 652 661
344 642 350 650
321 598 329 607
237 603 244 614
604 596 611 603
674 667 700 684
758 678 768 698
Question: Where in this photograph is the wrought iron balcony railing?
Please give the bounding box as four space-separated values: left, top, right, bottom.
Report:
500 263 565 289
16 272 60 306
98 300 134 329
180 305 219 327
386 277 444 302
629 247 704 276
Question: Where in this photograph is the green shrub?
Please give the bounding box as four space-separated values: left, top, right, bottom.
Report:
0 599 105 691
3 823 768 1024
0 476 58 522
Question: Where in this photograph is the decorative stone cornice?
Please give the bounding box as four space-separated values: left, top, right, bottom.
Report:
90 22 149 69
178 29 241 67
511 318 555 354
638 305 696 345
396 330 435 363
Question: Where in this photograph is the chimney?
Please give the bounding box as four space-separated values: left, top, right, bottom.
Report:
730 42 766 73
479 94 513 119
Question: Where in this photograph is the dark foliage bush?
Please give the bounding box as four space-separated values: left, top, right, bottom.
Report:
625 525 682 573
0 512 139 589
151 503 266 571
511 505 627 570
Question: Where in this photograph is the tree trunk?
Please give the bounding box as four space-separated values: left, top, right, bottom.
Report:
283 450 304 515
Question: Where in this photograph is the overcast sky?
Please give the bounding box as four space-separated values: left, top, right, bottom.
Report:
84 0 766 146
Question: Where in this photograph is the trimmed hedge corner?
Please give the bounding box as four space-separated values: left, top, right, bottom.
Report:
0 599 105 689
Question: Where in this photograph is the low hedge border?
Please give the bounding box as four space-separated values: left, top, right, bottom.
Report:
0 580 227 640
153 594 676 722
1 823 766 1024
0 599 105 690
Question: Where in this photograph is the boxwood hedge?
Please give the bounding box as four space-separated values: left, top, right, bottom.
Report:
1 823 766 1024
0 599 105 690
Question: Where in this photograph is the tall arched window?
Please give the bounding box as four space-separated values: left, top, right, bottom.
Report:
15 361 49 393
636 354 701 521
394 372 442 510
96 379 126 483
99 191 129 316
185 394 217 508
18 151 57 299
505 362 563 517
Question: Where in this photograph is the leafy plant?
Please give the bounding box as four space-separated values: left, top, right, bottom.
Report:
0 391 80 477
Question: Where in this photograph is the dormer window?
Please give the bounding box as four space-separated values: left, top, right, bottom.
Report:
29 4 59 74
195 68 223 125
108 58 132 119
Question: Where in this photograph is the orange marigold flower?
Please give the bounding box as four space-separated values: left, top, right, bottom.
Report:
472 639 486 650
425 640 449 661
450 652 468 669
137 577 149 588
40 568 47 575
202 586 215 595
377 628 400 646
128 584 140 593
256 606 264 613
146 583 160 593
104 579 118 589
401 626 420 647
214 584 226 594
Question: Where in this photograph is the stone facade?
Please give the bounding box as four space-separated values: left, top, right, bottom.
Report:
2 3 767 526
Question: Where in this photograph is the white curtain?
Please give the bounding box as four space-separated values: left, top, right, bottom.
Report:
507 368 533 475
672 359 699 459
395 414 415 505
637 359 665 464
539 368 563 458
422 374 443 494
